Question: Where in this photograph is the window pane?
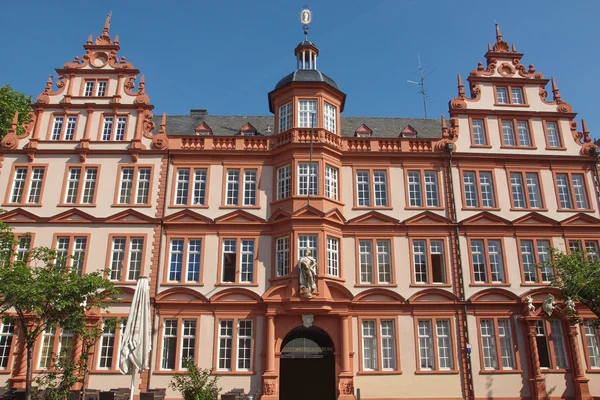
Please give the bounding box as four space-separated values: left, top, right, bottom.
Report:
418 320 434 369
510 173 525 208
498 319 515 369
430 240 445 283
550 320 568 369
525 173 542 208
187 239 201 282
0 320 15 369
222 239 237 283
380 320 396 370
408 171 422 207
424 171 439 207
511 88 523 104
377 240 392 283
192 169 207 205
436 320 453 370
571 174 589 209
110 238 126 281
327 237 339 277
28 167 45 204
502 121 516 146
298 100 318 128
119 168 134 204
276 237 290 277
65 167 81 204
359 240 374 284
556 174 573 209
480 319 498 370
161 320 177 370
517 121 531 146
279 103 292 133
298 163 318 196
413 240 428 283
520 240 536 283
488 240 504 283
545 122 560 148
472 119 487 145
243 170 257 206
324 103 337 133
169 239 184 282
226 170 240 205
357 171 371 206
277 165 291 200
496 88 508 104
81 168 98 204
175 169 190 205
240 239 254 282
373 171 388 207
136 168 152 204
479 172 495 208
237 320 252 370
471 240 487 283
584 322 600 368
11 168 27 203
362 320 377 370
325 166 338 200
463 172 478 208
218 320 233 370
181 320 197 366
128 238 144 281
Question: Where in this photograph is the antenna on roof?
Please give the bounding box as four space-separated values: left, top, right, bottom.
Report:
407 53 435 118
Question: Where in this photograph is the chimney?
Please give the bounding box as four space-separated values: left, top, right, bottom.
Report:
190 109 208 118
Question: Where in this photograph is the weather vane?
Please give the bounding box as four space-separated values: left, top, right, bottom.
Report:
300 6 312 40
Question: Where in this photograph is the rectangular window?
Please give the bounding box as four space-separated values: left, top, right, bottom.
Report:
84 81 95 97
407 170 439 208
168 238 202 283
501 121 516 146
496 87 508 104
362 320 377 370
174 168 208 206
51 116 78 141
511 88 524 104
298 100 318 128
181 319 197 367
217 319 254 372
237 320 253 371
324 103 337 133
224 168 257 207
325 165 338 200
462 171 495 208
471 119 487 146
298 162 318 196
101 116 127 141
356 170 388 207
496 86 526 105
9 166 46 205
109 236 145 282
535 320 568 369
16 235 32 261
516 121 532 146
161 319 177 370
555 172 589 210
54 235 88 275
412 239 446 284
38 326 56 369
569 240 599 262
470 239 505 284
0 319 15 370
96 80 108 96
584 321 600 369
64 166 98 205
279 102 292 133
545 122 562 148
218 320 233 370
221 238 255 284
519 239 552 283
98 319 118 370
510 172 542 209
479 318 516 370
298 235 318 260
83 80 108 97
359 239 392 284
326 237 339 277
275 237 290 277
118 166 152 205
361 319 398 372
243 170 257 206
417 319 454 371
276 165 291 200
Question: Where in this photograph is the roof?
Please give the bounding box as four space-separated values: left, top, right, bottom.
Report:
274 70 339 91
154 114 442 138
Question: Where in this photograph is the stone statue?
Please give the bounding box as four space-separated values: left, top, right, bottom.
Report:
565 297 576 314
298 249 317 298
542 294 556 316
526 296 536 315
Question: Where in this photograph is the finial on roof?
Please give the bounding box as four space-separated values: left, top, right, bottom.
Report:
511 44 517 52
45 75 53 92
492 22 509 52
551 77 561 102
8 111 18 134
441 114 447 129
582 118 589 135
300 6 312 41
487 43 492 51
114 34 119 45
87 34 93 45
457 73 465 97
103 13 111 36
495 23 502 42
159 112 167 135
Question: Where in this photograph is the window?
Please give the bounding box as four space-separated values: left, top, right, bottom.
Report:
509 172 543 209
412 239 446 284
38 326 56 369
358 239 392 284
15 235 32 261
174 168 207 206
167 238 202 283
519 239 552 284
117 166 152 205
8 165 46 205
0 319 15 370
496 86 526 105
407 170 440 208
326 237 340 277
109 236 145 282
569 240 599 262
545 122 562 148
38 327 74 369
276 165 291 200
511 88 524 104
355 170 388 207
500 119 532 147
50 116 77 140
225 168 258 206
54 235 88 275
63 166 98 205
417 318 455 371
360 319 398 372
583 321 600 369
496 87 508 104
462 171 496 208
275 237 290 277
83 80 108 97
470 239 506 284
97 318 127 370
217 319 254 372
101 116 127 140
535 320 568 369
555 172 590 210
279 102 292 133
471 119 488 146
324 103 337 133
160 319 198 370
325 165 338 200
298 235 318 260
298 100 317 128
221 238 255 284
298 162 318 196
478 318 516 371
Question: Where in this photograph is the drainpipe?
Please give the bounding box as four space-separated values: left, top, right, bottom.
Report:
591 147 600 206
446 143 474 400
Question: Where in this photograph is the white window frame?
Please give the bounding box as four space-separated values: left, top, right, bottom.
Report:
275 237 290 277
326 237 339 277
298 100 317 128
279 102 292 133
324 102 336 133
325 165 338 200
298 162 318 196
276 165 291 200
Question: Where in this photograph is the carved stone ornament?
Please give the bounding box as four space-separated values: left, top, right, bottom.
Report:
302 314 314 328
262 380 275 396
542 294 556 316
525 296 535 315
565 297 576 314
339 378 354 395
298 249 317 298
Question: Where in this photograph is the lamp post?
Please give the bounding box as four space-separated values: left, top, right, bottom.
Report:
307 109 317 206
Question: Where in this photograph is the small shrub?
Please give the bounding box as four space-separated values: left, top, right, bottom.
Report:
169 358 221 400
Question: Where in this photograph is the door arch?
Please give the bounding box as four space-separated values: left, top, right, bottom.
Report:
279 325 336 400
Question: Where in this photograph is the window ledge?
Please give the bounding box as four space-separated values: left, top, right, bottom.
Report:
545 147 567 151
493 103 530 107
461 207 501 211
111 204 152 208
215 283 259 287
405 206 445 211
219 205 261 210
586 368 600 374
212 371 256 376
1 203 42 207
469 145 493 149
89 370 127 374
479 369 523 375
269 275 291 283
556 208 594 213
520 283 551 287
499 146 537 150
415 370 459 375
58 203 97 207
355 284 397 288
469 283 511 287
541 368 570 374
410 284 452 288
357 370 402 376
161 282 204 287
509 208 548 212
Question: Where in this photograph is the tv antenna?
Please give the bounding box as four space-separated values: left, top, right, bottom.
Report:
407 54 435 118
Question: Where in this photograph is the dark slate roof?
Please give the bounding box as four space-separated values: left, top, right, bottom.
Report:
153 115 442 139
275 70 339 91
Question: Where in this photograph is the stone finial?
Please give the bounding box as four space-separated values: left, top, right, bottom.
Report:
487 43 492 52
159 112 167 135
582 118 589 135
457 73 465 98
86 34 93 45
44 75 53 92
511 44 517 52
441 114 447 130
103 13 111 36
114 34 119 45
9 111 18 133
495 23 502 41
551 77 561 102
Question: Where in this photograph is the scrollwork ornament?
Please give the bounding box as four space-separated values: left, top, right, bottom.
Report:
450 98 467 109
142 110 156 136
339 379 354 395
263 380 275 396
556 102 572 113
152 136 169 150
1 135 18 150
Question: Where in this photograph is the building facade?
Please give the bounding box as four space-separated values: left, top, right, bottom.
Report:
1 16 600 400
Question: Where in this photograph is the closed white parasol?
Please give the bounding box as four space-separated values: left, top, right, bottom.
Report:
119 276 152 399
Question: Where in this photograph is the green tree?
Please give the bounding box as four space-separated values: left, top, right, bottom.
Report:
540 246 600 325
0 85 32 137
169 358 221 400
0 221 118 400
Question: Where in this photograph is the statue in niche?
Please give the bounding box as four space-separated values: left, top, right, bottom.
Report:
298 249 317 298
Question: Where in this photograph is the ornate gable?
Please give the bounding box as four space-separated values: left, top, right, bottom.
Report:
354 124 372 137
105 209 157 224
0 209 40 224
512 212 560 227
560 213 600 227
194 122 213 135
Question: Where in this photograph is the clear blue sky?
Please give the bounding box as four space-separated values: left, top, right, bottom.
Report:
1 1 598 139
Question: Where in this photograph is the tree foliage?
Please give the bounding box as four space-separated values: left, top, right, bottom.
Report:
0 220 119 400
0 85 32 137
540 246 600 325
169 358 221 400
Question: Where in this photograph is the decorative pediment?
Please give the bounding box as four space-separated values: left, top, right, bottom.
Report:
210 288 262 304
194 122 213 135
0 208 40 223
512 212 559 227
162 210 213 224
460 211 511 226
400 125 417 137
240 122 257 136
268 208 292 223
156 288 209 304
354 124 372 137
403 211 451 225
409 288 460 303
215 210 265 224
48 209 98 224
347 211 399 226
323 209 346 225
326 281 354 302
105 209 157 224
353 288 405 304
468 288 521 303
520 287 562 303
291 205 325 219
559 213 600 226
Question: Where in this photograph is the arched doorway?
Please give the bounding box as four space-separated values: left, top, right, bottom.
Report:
279 325 336 400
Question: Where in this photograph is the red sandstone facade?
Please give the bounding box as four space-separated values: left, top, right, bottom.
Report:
0 16 600 400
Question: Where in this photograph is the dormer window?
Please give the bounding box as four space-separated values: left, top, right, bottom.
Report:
279 103 292 133
355 124 372 138
324 103 336 134
241 131 255 137
298 100 317 128
240 123 257 136
83 79 108 97
194 122 213 136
